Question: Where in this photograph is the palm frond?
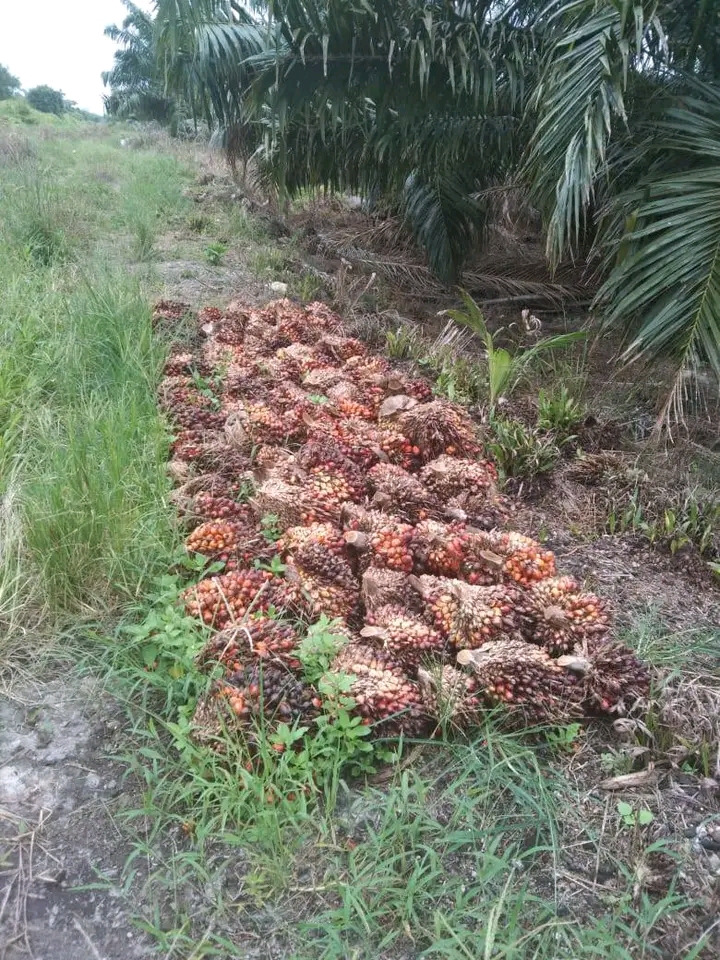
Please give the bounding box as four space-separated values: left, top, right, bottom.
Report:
598 91 720 423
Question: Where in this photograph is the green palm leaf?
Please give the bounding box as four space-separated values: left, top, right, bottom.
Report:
598 92 720 421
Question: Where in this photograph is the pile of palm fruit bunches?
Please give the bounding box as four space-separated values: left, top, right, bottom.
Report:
157 297 650 747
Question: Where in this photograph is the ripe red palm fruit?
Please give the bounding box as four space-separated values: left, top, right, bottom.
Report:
343 508 415 573
461 531 556 587
186 520 245 558
410 519 469 577
408 575 462 638
183 569 278 629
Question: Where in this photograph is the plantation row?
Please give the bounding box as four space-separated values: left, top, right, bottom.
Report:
159 297 650 750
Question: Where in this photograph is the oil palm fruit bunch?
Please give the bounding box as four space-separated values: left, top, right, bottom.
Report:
445 582 524 650
525 577 610 655
191 493 252 525
215 663 321 725
171 428 204 461
456 642 582 724
183 568 278 628
561 637 650 716
316 334 367 362
277 522 347 560
411 519 469 577
417 664 484 729
461 531 555 587
185 520 246 559
296 440 367 500
327 644 429 736
343 508 415 574
198 306 224 325
214 315 246 345
377 427 423 470
154 299 190 326
284 548 361 622
408 575 462 637
244 402 304 446
196 617 301 673
368 463 442 523
396 400 482 461
193 442 252 479
420 455 498 500
361 568 423 617
361 605 447 670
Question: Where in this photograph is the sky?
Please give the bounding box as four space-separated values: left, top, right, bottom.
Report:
0 0 155 114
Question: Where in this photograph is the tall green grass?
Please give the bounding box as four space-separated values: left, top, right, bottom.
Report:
0 125 194 649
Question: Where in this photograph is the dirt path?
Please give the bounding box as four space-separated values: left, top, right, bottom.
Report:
0 677 152 960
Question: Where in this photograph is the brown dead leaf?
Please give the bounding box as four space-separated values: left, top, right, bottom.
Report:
598 763 657 791
378 395 419 419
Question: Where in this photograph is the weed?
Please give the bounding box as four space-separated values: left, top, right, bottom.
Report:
444 290 586 412
617 800 654 829
488 418 561 481
204 241 227 266
260 513 282 543
131 218 157 262
537 384 585 438
187 213 209 233
385 324 421 360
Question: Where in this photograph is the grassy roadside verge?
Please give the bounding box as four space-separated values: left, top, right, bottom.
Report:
0 123 193 652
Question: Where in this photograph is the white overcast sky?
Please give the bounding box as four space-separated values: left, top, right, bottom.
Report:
0 0 155 114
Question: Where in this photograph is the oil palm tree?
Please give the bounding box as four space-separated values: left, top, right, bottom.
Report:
103 0 177 125
154 0 720 418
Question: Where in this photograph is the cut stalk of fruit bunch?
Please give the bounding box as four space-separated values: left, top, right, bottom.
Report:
327 644 430 736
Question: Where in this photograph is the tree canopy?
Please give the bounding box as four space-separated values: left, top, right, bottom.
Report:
0 63 21 100
25 85 65 115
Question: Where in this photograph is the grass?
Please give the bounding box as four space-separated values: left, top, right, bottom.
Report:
0 122 195 650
